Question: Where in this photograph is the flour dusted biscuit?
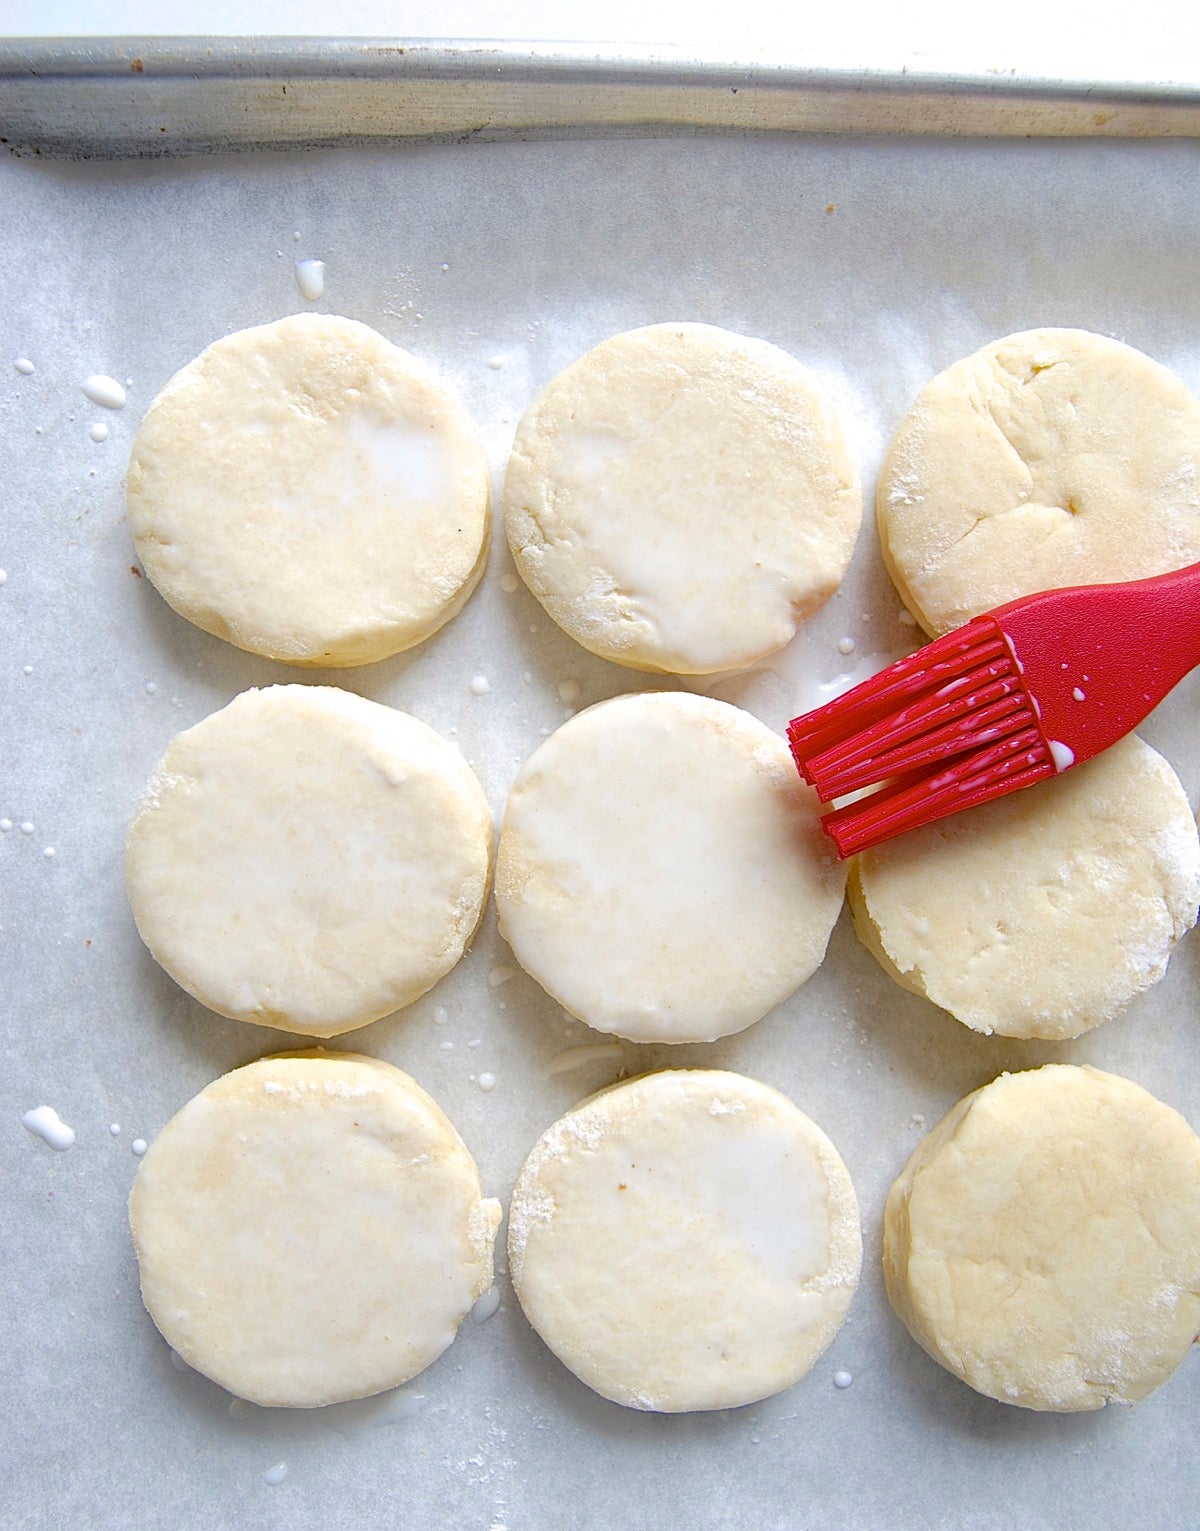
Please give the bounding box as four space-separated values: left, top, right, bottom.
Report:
126 685 492 1037
495 692 845 1045
505 322 862 674
883 1065 1200 1412
509 1070 861 1412
128 314 490 665
877 327 1200 635
849 735 1200 1040
129 1053 501 1407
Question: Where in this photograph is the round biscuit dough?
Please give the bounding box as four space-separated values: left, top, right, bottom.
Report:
877 327 1200 635
127 313 490 666
882 1064 1200 1412
504 322 862 674
125 684 493 1037
129 1053 502 1407
848 734 1200 1040
509 1070 862 1412
494 691 845 1044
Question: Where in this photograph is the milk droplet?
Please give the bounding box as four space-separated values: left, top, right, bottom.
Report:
42 846 55 859
0 570 6 584
293 230 302 242
477 1072 497 1092
467 1037 482 1049
499 574 519 594
14 357 34 375
144 681 158 695
22 666 32 676
0 818 10 832
263 1463 288 1486
294 259 326 300
109 1123 121 1135
837 636 857 655
433 1005 449 1025
1049 740 1075 772
833 1370 854 1389
557 678 582 704
1072 687 1086 702
22 1106 76 1150
439 1040 454 1052
131 1138 148 1156
89 422 109 443
487 355 506 370
81 374 126 410
472 1286 501 1322
20 821 34 834
440 262 449 272
469 675 490 696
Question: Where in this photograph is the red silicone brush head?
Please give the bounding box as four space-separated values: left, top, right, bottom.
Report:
788 561 1200 857
787 615 1056 857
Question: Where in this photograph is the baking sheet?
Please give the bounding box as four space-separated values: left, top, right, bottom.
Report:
4 38 1200 158
4 121 1200 1531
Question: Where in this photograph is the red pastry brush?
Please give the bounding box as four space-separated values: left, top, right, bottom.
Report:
788 561 1200 859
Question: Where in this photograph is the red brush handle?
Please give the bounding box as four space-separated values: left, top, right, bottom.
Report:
996 559 1200 767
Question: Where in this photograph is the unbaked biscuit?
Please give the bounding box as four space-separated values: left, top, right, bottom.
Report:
495 691 845 1044
877 327 1200 635
883 1064 1200 1411
126 684 493 1037
129 1053 501 1407
509 1069 861 1412
128 313 490 666
504 322 862 674
848 734 1200 1040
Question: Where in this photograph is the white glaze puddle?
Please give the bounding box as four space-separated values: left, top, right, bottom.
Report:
546 1041 625 1076
294 259 325 300
472 1287 501 1322
21 1105 75 1150
81 374 126 409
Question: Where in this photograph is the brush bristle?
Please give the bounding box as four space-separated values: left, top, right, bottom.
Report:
787 614 1056 855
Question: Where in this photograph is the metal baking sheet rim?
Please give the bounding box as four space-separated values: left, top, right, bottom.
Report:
3 37 1200 158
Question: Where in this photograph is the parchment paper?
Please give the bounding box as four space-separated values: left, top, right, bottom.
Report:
3 130 1199 1531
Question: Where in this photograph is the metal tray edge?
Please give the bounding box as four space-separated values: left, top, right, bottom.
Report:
3 37 1200 158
